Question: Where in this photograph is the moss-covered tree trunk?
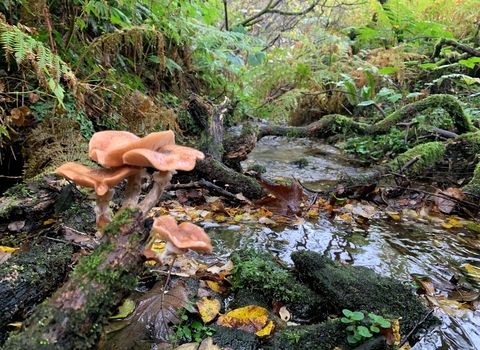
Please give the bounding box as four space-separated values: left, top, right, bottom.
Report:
188 94 264 199
2 210 147 350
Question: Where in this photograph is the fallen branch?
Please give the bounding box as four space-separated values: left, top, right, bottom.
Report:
168 179 249 204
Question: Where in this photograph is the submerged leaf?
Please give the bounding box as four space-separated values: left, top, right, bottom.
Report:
104 280 190 349
255 176 305 216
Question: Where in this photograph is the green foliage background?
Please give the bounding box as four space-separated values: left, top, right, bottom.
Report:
0 0 479 177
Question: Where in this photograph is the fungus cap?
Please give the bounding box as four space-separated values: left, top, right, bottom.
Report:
89 131 140 167
152 216 212 253
54 162 140 196
89 130 175 167
123 144 205 172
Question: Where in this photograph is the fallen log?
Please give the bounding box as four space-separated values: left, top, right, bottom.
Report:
0 237 74 344
258 94 475 139
2 209 148 350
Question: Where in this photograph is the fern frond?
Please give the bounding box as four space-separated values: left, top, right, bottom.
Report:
23 116 89 179
77 25 166 72
0 19 77 99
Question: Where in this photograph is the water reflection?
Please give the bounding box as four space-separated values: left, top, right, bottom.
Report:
203 216 480 350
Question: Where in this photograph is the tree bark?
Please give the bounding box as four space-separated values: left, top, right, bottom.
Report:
195 156 264 199
187 94 265 199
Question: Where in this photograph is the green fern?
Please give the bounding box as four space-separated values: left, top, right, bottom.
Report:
22 116 89 179
0 20 76 105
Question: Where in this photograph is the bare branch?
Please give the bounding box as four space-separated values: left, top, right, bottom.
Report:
236 0 323 28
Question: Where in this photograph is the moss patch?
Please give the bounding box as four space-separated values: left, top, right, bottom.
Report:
390 141 446 175
230 249 325 322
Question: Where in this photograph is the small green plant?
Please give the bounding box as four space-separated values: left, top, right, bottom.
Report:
291 157 309 169
247 164 267 173
341 309 391 345
171 313 215 344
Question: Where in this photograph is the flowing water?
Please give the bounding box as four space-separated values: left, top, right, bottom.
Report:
206 135 480 350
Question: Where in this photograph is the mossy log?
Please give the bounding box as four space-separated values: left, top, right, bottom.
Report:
258 94 475 139
2 209 148 350
0 238 74 344
194 156 264 199
291 251 437 336
220 249 436 350
0 183 58 242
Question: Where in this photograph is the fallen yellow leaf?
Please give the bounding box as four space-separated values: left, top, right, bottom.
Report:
0 246 18 253
256 320 274 337
205 280 223 293
109 299 136 319
197 297 221 323
464 263 480 280
217 305 268 333
43 218 55 225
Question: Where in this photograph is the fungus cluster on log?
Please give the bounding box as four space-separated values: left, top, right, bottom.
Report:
54 130 211 263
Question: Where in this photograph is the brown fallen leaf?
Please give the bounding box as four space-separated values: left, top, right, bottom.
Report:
254 176 305 216
103 279 190 349
435 187 465 214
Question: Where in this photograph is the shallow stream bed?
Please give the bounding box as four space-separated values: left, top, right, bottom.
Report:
207 136 480 350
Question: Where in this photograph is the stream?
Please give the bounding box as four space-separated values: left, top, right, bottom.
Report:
208 136 480 350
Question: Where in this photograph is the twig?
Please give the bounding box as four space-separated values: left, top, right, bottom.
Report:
222 0 229 31
431 127 458 138
396 121 419 144
43 5 57 55
399 155 422 173
42 236 83 248
168 179 247 204
398 309 434 348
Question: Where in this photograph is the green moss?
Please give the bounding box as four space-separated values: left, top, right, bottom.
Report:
266 319 353 350
390 141 446 175
329 114 354 133
291 251 439 339
230 249 324 321
101 207 138 236
458 131 480 153
462 160 480 195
